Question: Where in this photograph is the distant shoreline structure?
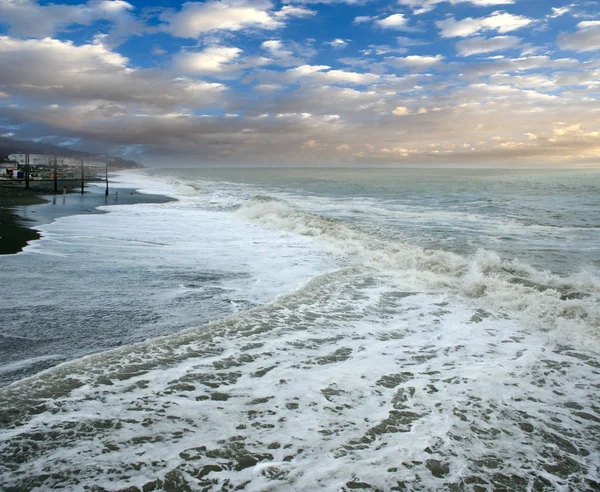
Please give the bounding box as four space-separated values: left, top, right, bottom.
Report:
0 136 144 171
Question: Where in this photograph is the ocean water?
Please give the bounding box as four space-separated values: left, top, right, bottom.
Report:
1 167 599 491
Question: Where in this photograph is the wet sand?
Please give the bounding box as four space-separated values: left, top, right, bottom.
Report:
0 187 47 255
0 183 174 255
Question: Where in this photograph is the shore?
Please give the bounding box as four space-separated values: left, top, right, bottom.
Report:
0 181 174 255
0 186 47 254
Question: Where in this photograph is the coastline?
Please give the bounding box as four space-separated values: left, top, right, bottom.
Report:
0 181 175 255
0 187 47 255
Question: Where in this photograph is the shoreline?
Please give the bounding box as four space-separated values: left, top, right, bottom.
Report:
0 181 174 255
0 187 48 255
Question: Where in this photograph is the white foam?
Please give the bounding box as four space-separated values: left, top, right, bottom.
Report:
0 355 65 374
233 196 600 348
2 169 599 490
1 268 598 490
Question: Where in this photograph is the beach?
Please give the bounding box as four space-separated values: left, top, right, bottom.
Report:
0 186 47 254
0 180 173 255
0 168 599 491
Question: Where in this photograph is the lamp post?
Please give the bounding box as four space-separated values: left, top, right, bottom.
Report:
81 159 85 195
53 156 58 193
25 153 30 190
105 160 109 199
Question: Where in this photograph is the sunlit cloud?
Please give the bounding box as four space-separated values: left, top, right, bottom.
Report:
0 0 598 166
161 0 285 38
437 11 533 38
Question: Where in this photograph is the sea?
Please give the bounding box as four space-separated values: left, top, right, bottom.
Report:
1 167 599 491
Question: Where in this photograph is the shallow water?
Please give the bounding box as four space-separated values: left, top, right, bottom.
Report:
1 168 599 490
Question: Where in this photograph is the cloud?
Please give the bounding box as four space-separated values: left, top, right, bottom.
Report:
398 0 514 14
455 35 521 56
260 39 315 66
162 0 284 38
548 6 570 18
274 5 315 18
326 38 348 48
396 36 427 47
558 22 600 52
0 36 225 109
392 106 410 115
284 64 331 80
437 11 533 38
282 0 365 3
175 46 244 74
489 73 555 90
1 2 599 167
467 83 557 101
314 70 379 85
261 39 295 64
281 65 379 85
0 0 139 43
376 14 408 29
386 54 444 67
459 55 576 78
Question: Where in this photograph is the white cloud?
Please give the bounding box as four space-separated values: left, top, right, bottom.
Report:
260 39 315 67
387 54 444 67
396 36 427 47
437 11 533 38
558 22 600 52
283 0 364 3
0 0 139 42
578 21 600 29
282 65 379 85
548 6 570 18
392 106 410 115
274 5 315 18
162 0 283 38
455 35 521 56
354 16 372 24
261 40 296 66
490 73 555 90
285 65 331 79
0 36 225 109
314 70 379 85
376 14 408 29
254 83 284 92
175 46 243 74
468 83 557 101
460 55 574 78
398 0 514 14
326 38 348 48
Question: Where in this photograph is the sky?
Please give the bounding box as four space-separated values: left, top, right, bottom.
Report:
0 0 599 167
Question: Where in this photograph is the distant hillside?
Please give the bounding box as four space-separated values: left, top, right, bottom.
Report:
0 137 143 169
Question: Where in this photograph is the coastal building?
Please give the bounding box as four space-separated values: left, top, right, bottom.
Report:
0 162 18 177
8 154 107 169
8 154 57 167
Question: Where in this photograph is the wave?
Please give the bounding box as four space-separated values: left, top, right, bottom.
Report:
236 196 600 346
1 264 598 491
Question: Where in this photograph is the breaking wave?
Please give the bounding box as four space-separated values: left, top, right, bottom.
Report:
237 196 600 347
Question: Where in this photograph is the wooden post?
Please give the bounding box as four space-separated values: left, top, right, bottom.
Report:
25 153 30 190
53 156 58 193
105 161 109 198
81 159 85 194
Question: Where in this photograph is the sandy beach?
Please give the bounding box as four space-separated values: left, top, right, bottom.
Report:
0 181 173 255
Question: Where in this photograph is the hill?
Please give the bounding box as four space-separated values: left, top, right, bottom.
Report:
0 137 143 169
